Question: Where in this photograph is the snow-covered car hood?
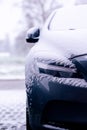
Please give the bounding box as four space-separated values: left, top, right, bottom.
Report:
53 29 87 58
39 28 87 59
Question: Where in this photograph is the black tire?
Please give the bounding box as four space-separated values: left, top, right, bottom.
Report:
26 108 32 130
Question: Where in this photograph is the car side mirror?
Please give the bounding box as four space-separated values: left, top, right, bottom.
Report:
26 27 40 43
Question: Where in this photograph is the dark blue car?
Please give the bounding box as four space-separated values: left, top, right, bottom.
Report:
25 4 87 130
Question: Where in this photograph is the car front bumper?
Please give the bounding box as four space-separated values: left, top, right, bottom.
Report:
27 73 87 129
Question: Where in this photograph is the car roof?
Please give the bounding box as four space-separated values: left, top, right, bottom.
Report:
55 4 87 12
48 4 87 31
44 4 87 30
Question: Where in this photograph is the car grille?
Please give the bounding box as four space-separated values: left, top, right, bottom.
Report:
41 100 87 129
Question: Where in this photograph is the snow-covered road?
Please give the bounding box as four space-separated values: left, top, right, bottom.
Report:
0 80 26 130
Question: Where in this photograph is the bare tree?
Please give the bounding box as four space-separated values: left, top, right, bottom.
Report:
22 0 62 28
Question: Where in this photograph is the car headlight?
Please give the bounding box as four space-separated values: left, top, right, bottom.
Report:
37 62 76 78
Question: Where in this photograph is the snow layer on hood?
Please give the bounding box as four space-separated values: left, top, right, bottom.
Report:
34 50 75 68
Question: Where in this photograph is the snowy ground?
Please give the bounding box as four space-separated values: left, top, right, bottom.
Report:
0 79 26 130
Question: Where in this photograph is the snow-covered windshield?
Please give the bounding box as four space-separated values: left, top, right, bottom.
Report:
49 5 87 30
